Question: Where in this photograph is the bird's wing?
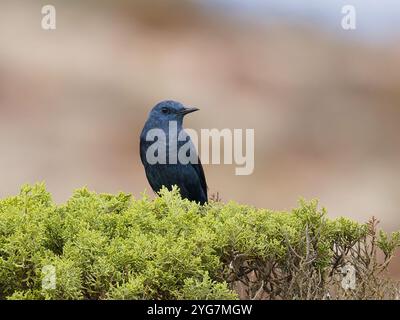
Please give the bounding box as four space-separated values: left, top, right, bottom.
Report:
191 157 208 200
139 135 147 166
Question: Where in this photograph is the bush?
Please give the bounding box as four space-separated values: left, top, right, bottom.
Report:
0 183 399 300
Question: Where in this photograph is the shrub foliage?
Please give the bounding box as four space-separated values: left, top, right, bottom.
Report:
0 184 398 300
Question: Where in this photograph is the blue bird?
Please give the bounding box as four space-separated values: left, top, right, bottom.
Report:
140 100 208 205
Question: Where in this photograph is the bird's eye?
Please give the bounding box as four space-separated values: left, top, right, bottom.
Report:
161 107 169 114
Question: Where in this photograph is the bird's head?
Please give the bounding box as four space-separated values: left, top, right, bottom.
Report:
148 100 199 125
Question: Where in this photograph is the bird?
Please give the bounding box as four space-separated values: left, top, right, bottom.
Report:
140 100 208 205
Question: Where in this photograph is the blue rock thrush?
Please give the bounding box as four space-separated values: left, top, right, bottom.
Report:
140 100 208 204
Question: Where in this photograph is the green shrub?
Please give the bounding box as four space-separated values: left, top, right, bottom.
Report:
0 184 398 300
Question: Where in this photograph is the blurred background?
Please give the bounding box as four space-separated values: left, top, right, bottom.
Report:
0 1 399 276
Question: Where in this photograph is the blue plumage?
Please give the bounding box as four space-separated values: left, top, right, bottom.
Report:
140 100 208 205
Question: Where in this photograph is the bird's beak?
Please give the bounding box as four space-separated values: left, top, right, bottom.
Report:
179 107 199 115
